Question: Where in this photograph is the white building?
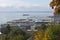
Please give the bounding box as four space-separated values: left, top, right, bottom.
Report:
0 32 2 35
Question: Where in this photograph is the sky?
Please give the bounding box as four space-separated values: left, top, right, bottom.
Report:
0 0 52 9
0 0 54 24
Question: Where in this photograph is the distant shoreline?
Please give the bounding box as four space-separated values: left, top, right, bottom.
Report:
0 11 53 13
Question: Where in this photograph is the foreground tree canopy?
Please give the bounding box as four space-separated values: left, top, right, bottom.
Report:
50 0 60 16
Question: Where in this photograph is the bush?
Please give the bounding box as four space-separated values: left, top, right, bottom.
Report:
43 24 60 40
0 24 30 40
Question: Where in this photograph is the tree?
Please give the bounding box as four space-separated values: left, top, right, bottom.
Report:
1 24 11 34
3 24 11 40
41 23 47 31
50 0 60 16
0 24 31 40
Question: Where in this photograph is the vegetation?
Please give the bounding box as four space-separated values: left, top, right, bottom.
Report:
0 0 60 40
43 24 60 40
34 24 60 40
1 24 59 40
33 0 60 40
0 23 60 40
41 24 47 31
50 0 60 16
0 24 30 40
34 29 44 40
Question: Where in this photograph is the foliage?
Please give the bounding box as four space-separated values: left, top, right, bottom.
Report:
9 34 24 40
34 24 60 40
50 0 60 16
0 24 30 40
43 24 60 40
1 24 11 40
1 24 11 34
34 29 44 40
41 23 47 31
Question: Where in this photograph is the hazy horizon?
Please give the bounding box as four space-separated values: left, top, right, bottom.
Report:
0 0 54 24
0 11 53 24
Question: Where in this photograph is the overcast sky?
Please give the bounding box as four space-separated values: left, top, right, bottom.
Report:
0 0 52 9
0 0 54 24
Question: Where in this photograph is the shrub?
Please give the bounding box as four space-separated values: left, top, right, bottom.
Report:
43 24 60 40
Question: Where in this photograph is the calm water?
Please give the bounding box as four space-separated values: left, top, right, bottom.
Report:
0 11 53 24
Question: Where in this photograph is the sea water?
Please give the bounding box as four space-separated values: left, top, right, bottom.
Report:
0 11 53 24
